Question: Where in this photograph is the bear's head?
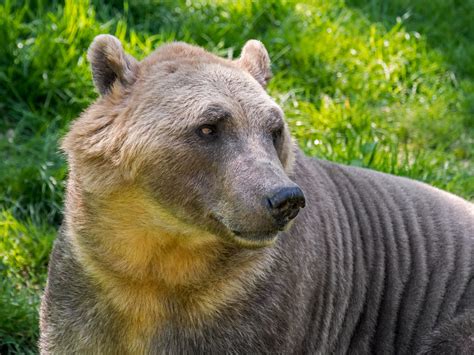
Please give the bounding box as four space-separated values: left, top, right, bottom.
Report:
63 35 305 248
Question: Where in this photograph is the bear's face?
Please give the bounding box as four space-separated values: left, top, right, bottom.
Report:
63 36 305 248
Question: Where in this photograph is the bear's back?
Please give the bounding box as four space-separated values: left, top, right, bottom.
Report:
290 155 474 353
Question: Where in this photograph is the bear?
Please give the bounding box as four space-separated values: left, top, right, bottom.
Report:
39 34 474 354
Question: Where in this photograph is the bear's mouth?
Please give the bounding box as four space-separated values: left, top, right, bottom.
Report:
209 213 280 247
231 229 278 240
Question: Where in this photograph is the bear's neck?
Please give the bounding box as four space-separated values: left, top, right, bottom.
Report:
64 178 273 332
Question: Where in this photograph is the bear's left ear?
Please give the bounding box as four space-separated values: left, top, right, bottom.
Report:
87 34 139 96
236 40 272 88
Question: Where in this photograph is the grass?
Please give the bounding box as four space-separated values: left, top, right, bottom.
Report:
0 0 473 352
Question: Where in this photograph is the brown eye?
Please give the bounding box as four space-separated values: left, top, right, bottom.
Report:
201 126 214 135
197 124 217 139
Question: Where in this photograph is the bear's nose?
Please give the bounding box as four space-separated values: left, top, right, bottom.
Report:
266 186 305 227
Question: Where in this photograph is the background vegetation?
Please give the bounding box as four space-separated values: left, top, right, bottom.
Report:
1 0 473 352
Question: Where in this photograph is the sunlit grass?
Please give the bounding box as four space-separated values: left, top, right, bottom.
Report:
0 0 473 351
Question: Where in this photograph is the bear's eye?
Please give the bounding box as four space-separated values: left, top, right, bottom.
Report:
197 124 217 139
272 127 282 146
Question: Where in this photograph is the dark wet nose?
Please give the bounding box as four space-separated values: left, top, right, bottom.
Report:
266 186 305 226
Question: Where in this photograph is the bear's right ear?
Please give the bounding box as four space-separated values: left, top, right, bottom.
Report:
87 34 138 96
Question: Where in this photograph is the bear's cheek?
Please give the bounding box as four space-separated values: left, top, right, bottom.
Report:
140 148 223 222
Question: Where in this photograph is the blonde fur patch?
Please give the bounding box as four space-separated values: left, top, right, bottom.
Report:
67 186 272 353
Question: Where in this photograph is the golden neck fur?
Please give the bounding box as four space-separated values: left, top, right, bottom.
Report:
64 179 273 330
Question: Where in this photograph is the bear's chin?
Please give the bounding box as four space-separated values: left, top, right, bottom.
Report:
228 230 279 249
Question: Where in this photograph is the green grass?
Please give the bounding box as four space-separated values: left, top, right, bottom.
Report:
1 0 473 352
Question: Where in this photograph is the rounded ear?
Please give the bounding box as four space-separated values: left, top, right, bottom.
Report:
87 34 139 96
236 40 272 88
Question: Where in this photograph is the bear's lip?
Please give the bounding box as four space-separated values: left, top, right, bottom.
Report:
230 229 279 248
231 229 279 240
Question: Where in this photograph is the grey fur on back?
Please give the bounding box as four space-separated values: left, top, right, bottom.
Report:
40 152 474 354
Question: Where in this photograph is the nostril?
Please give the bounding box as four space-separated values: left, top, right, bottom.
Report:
266 186 306 217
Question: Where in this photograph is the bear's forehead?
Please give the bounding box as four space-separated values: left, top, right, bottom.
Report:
141 74 276 122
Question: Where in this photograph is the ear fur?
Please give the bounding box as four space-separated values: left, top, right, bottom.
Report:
87 34 139 95
237 40 272 88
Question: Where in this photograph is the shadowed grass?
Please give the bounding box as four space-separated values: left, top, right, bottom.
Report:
0 211 54 353
0 0 473 352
